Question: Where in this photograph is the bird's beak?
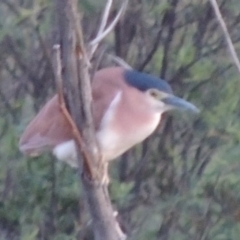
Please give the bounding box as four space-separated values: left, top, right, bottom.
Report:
162 95 200 113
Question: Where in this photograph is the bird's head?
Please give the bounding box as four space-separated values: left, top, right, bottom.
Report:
124 69 199 114
146 88 199 113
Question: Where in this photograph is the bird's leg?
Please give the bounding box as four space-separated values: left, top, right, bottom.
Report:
98 160 125 239
102 161 109 198
97 158 111 200
101 161 110 186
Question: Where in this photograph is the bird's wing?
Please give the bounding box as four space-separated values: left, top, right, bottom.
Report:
91 68 125 130
19 95 73 156
19 67 126 156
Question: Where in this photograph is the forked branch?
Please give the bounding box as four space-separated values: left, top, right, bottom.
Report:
97 0 113 35
89 0 129 58
52 44 93 177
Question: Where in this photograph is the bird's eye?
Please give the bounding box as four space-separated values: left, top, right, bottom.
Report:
151 91 158 98
148 89 160 98
147 89 169 100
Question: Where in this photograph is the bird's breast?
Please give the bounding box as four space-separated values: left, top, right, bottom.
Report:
96 94 161 161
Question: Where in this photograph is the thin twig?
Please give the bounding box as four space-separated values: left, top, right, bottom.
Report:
209 0 240 73
52 45 64 105
107 54 132 69
90 1 127 45
89 0 113 58
89 0 128 57
97 0 113 35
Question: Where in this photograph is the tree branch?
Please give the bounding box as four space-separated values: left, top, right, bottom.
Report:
209 0 240 74
52 44 93 177
54 0 127 239
89 0 129 58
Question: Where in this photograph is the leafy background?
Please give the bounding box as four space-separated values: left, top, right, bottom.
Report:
1 0 240 239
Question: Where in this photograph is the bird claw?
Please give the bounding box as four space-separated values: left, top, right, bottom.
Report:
98 158 110 186
100 172 110 186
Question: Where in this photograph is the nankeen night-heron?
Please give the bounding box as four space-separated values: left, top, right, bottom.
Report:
19 67 199 167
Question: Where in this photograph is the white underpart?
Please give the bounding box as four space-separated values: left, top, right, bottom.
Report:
96 91 123 161
96 92 162 161
53 140 78 167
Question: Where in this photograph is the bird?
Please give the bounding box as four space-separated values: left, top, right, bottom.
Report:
19 67 199 168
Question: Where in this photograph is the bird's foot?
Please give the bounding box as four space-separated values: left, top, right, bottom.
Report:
100 171 110 186
97 160 110 186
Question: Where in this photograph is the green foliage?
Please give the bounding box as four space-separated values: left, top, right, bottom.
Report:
1 0 240 239
110 180 134 206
